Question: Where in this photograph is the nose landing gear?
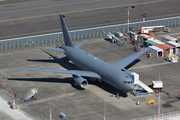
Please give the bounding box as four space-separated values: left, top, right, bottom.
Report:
123 93 128 98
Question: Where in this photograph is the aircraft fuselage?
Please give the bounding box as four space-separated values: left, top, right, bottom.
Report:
62 45 134 92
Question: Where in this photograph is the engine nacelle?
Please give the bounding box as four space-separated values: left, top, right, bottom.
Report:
73 76 88 89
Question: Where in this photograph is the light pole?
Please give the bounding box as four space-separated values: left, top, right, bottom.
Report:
125 6 134 33
141 12 147 28
104 99 106 120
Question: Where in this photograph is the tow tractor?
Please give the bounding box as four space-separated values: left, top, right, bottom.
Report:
147 99 154 105
25 96 36 101
132 90 149 96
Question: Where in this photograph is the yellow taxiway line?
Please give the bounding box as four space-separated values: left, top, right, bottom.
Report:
0 0 47 7
0 0 166 23
0 0 103 14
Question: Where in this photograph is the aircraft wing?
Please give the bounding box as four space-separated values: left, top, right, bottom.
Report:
36 47 65 52
15 67 101 78
111 48 149 69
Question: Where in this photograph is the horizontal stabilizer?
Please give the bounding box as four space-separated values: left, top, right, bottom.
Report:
111 48 149 69
15 67 101 79
75 40 88 48
36 47 65 52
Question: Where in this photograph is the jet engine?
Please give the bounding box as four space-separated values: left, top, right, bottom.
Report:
73 76 88 89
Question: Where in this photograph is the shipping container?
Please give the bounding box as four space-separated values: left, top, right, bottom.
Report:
164 41 180 54
150 39 164 44
163 36 179 43
148 46 163 58
156 44 175 57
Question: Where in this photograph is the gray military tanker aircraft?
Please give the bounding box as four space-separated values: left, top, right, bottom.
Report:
15 15 149 97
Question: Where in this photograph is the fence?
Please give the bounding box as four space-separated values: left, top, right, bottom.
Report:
1 16 180 51
131 111 180 120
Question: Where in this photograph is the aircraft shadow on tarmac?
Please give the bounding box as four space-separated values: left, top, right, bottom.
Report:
125 59 140 69
9 50 140 96
8 77 124 96
27 49 81 70
8 77 84 90
92 81 125 96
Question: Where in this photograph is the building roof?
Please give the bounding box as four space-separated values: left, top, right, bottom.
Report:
139 34 152 39
145 40 159 45
163 36 177 41
148 46 163 51
156 44 175 50
165 41 180 47
150 39 164 44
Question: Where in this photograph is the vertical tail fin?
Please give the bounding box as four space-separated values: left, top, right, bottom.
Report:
59 15 74 47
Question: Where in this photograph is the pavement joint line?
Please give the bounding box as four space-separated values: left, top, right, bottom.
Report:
0 0 47 7
18 94 177 118
0 0 103 14
18 93 75 108
0 71 10 78
158 32 180 37
139 103 157 114
0 0 167 23
59 95 176 117
129 61 173 70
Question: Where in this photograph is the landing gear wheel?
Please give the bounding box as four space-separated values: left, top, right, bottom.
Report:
123 93 128 98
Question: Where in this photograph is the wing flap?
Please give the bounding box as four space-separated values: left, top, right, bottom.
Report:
15 67 101 78
111 48 149 69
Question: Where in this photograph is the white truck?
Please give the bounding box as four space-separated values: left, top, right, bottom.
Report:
152 81 163 89
163 36 179 43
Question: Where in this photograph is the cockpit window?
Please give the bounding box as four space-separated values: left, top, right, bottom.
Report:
123 81 127 83
124 81 133 84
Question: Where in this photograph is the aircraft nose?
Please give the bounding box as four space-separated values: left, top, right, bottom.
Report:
130 84 134 90
126 84 134 92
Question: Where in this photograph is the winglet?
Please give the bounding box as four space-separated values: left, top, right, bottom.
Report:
59 14 74 47
75 40 88 48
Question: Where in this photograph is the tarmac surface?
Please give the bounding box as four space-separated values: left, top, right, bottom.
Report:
0 0 180 39
0 96 32 120
0 27 180 120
